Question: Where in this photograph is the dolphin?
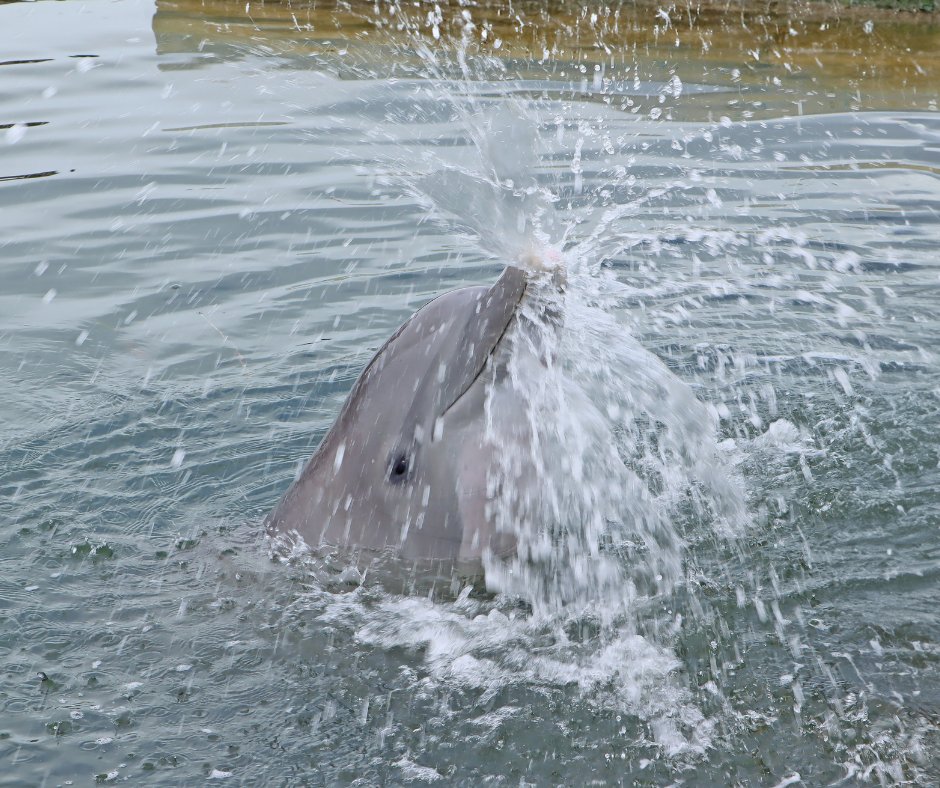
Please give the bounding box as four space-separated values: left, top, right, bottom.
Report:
266 265 534 576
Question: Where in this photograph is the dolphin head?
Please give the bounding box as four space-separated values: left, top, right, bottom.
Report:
266 266 529 573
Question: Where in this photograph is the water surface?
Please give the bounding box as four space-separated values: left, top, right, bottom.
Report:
1 0 939 784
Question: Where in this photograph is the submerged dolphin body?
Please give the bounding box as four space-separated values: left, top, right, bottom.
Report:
266 265 533 575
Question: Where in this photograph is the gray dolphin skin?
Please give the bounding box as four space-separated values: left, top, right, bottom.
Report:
266 265 529 574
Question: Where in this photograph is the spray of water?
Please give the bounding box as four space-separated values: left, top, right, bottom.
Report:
394 23 748 621
267 3 757 758
479 258 748 616
269 11 754 755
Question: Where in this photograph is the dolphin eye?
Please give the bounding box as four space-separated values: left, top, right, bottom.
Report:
388 451 410 483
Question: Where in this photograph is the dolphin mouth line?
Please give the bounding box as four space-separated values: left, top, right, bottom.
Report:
439 278 528 420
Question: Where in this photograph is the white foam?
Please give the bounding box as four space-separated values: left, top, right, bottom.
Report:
345 590 716 757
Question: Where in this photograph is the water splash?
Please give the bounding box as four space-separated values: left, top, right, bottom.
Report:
258 4 940 777
481 256 747 616
396 30 748 618
265 14 755 757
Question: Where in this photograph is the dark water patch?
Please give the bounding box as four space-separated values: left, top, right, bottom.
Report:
0 121 48 130
0 170 57 183
0 58 52 67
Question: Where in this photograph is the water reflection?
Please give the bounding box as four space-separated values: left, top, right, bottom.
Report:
153 0 940 118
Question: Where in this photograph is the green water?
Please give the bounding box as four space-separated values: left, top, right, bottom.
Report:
1 0 939 785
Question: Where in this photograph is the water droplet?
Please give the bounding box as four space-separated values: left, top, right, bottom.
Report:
5 124 26 145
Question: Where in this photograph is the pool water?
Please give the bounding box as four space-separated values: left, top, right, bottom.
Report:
1 0 939 784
